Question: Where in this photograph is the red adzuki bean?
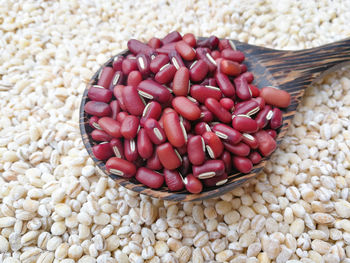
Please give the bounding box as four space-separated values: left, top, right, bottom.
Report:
136 167 164 189
91 129 113 142
176 40 196 61
233 156 253 173
89 116 100 129
203 173 228 187
255 130 277 157
97 67 114 89
124 139 138 162
113 85 127 111
187 135 206 166
194 122 211 135
241 133 259 149
136 53 151 77
234 99 260 116
189 60 209 82
163 112 187 148
155 64 177 84
109 71 124 90
173 67 190 96
169 51 186 69
190 85 222 103
205 98 232 124
106 157 136 178
172 96 201 121
146 151 163 170
122 58 138 75
112 56 124 71
128 39 155 55
140 101 162 127
199 108 214 123
182 33 196 47
144 118 166 145
270 108 283 129
212 123 242 144
164 169 185 191
221 49 245 63
84 101 112 117
184 174 203 194
148 37 162 49
211 50 221 60
240 64 248 73
218 39 236 51
88 85 113 103
266 129 277 139
248 151 262 164
156 42 177 54
110 100 120 120
98 117 122 138
220 59 241 76
92 142 114 160
197 36 219 50
192 160 225 179
116 112 128 123
127 71 142 87
221 151 232 173
120 115 139 139
150 54 170 73
196 47 217 72
260 86 291 108
162 31 182 44
137 128 153 159
215 72 235 97
255 105 273 129
220 98 235 112
156 143 182 170
252 97 265 110
249 84 260 97
232 115 258 133
122 85 145 116
110 138 124 158
202 131 224 159
234 75 252 101
137 79 171 103
223 142 250 156
241 71 254 83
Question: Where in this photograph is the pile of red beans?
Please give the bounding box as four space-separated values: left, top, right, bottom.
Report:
84 32 291 194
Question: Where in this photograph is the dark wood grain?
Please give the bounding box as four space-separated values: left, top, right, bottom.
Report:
79 38 350 202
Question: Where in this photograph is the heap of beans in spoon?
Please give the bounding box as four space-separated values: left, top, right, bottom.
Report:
84 31 291 194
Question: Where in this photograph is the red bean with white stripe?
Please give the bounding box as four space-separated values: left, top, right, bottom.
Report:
192 160 225 179
164 169 185 191
202 131 224 159
144 118 166 145
106 157 137 178
92 142 114 160
187 135 206 166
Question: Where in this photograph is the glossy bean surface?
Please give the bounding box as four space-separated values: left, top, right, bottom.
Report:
156 143 182 170
172 96 201 120
106 157 137 178
136 167 164 189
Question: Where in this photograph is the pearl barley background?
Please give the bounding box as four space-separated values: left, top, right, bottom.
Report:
1 0 350 262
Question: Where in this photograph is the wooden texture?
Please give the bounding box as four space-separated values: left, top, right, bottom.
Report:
79 38 350 201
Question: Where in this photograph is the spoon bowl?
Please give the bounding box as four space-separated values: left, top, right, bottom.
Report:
80 37 350 201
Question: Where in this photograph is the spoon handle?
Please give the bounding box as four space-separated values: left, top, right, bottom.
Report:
258 38 350 90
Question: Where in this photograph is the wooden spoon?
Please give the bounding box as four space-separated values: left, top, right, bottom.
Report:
80 37 350 202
